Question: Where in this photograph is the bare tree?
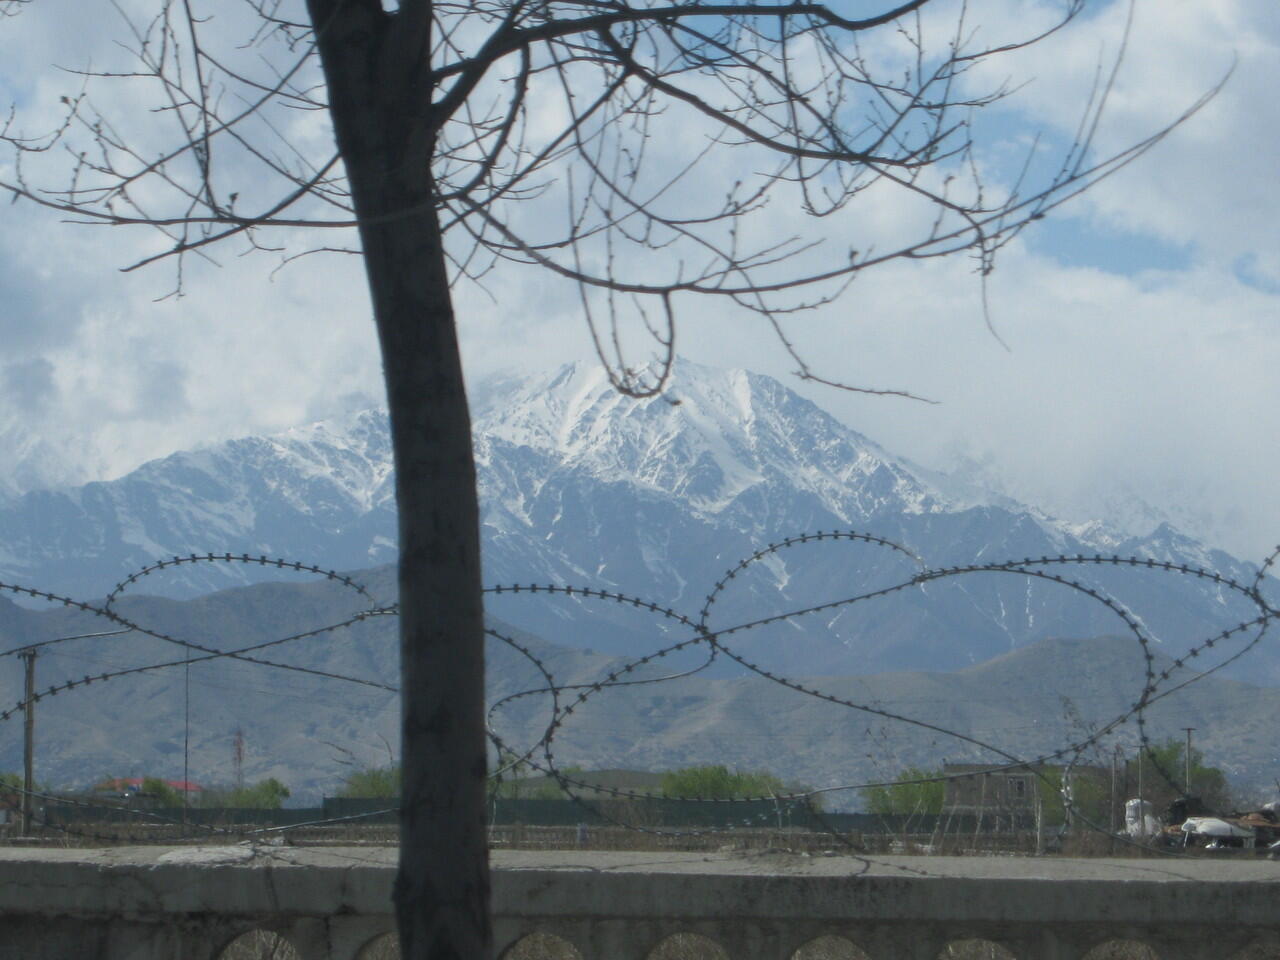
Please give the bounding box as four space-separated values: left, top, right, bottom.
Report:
1 0 1215 955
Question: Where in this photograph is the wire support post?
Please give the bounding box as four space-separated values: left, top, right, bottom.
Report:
19 647 35 838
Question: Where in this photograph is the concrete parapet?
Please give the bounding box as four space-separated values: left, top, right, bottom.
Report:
0 847 1274 959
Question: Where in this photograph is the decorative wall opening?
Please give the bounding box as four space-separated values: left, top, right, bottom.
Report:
502 931 584 960
646 932 730 960
355 931 400 960
938 939 1017 960
1080 941 1159 960
791 934 871 959
217 930 303 960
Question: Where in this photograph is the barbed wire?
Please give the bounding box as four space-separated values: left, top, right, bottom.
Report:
482 535 1278 853
0 533 1275 856
0 555 398 844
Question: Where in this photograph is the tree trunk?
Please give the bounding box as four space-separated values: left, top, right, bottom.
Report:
307 2 491 958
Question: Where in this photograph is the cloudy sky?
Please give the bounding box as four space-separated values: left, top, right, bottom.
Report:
0 0 1276 561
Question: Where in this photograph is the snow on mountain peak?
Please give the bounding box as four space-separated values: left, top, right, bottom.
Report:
0 356 1250 655
229 407 395 515
124 360 1138 554
0 415 104 498
471 359 993 525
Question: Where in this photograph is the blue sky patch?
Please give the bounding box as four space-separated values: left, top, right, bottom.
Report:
1023 213 1193 276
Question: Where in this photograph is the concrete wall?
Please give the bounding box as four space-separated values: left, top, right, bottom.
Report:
0 847 1274 960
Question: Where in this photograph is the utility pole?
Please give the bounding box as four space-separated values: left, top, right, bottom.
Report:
234 727 245 792
10 627 132 837
19 648 35 838
1034 775 1044 856
1110 745 1120 836
1183 727 1196 796
1136 747 1143 828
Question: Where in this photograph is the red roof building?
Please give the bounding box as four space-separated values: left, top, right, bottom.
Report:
94 778 203 794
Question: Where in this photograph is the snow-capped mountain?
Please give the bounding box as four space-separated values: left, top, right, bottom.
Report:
0 415 103 501
0 407 399 598
0 361 1270 680
472 363 1022 523
473 362 1266 678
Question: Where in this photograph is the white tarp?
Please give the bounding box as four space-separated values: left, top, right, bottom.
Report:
1124 798 1161 838
1180 816 1254 839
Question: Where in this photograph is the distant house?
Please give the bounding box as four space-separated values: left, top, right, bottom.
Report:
0 785 17 825
943 763 1107 829
93 778 203 799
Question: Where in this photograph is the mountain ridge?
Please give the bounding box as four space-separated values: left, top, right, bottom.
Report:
2 569 1273 804
0 360 1270 683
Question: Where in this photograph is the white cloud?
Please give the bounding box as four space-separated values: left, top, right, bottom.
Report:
671 242 1280 560
965 0 1280 281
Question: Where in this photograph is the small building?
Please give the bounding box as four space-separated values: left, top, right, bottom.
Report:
93 778 204 803
943 763 1107 830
